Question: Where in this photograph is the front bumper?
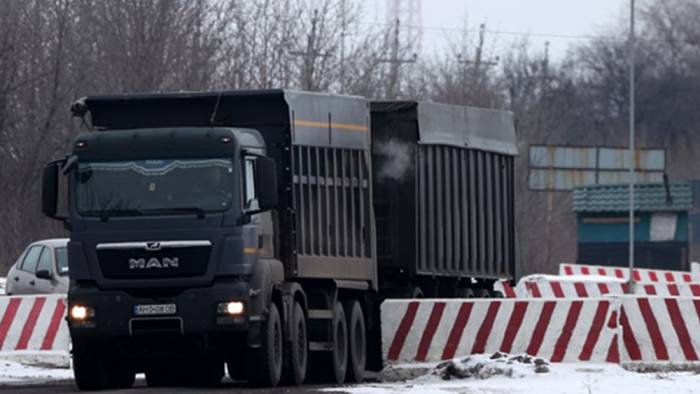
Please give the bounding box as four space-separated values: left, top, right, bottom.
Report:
68 278 251 338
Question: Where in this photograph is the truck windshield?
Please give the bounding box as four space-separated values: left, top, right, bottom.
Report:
76 158 235 217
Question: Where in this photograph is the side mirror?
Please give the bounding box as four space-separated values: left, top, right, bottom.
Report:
42 162 60 219
255 157 278 211
36 269 52 280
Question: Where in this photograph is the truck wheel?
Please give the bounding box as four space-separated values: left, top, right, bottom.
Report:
282 301 308 386
320 301 348 384
73 340 134 390
476 288 490 298
189 358 223 387
344 300 366 383
249 302 283 387
227 354 247 381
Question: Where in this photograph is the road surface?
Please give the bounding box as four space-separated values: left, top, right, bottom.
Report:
0 378 348 393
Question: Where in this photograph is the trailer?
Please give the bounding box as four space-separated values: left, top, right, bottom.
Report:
371 101 518 297
40 90 518 390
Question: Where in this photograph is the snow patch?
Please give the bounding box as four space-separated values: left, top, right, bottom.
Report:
0 358 72 385
429 353 550 381
329 353 700 394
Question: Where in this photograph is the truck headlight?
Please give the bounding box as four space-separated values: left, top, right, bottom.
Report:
70 305 95 321
217 301 244 316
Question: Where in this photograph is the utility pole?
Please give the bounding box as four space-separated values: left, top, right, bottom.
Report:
290 9 332 91
339 0 347 93
628 0 636 293
457 23 498 103
379 18 417 99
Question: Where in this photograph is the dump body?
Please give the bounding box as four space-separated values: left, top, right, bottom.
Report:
77 89 376 287
370 101 518 286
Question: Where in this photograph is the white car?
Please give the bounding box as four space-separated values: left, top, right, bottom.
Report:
6 239 69 295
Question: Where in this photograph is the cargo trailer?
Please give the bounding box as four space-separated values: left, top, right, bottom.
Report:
371 101 518 297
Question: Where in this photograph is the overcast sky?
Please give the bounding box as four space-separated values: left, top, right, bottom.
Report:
358 0 635 60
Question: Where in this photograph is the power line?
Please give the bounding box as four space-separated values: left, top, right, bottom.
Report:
357 21 626 42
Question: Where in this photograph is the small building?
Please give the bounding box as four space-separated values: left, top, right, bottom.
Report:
573 182 693 270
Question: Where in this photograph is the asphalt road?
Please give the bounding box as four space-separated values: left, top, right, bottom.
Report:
0 376 359 394
0 380 346 393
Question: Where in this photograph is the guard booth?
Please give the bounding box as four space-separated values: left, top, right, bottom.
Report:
573 182 693 270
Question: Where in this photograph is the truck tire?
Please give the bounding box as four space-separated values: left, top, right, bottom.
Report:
343 300 366 383
249 302 283 387
317 301 348 384
227 354 247 381
73 340 134 390
282 301 308 386
145 368 175 387
189 358 223 387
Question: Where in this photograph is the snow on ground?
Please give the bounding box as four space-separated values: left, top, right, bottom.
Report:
0 358 72 385
330 354 700 394
520 274 627 284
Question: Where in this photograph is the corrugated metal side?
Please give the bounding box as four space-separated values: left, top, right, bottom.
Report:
416 145 515 279
291 145 374 280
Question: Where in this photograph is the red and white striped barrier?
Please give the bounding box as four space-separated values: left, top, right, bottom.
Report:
513 275 700 299
559 263 700 283
381 298 620 364
0 295 68 353
618 296 700 364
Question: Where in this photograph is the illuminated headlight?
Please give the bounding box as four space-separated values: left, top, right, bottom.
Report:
217 301 244 316
69 305 95 321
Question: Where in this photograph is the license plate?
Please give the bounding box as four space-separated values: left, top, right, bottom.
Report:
134 303 176 316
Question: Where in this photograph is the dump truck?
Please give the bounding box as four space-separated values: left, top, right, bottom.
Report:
41 90 517 390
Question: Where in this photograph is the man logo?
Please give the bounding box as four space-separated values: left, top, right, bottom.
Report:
129 257 179 269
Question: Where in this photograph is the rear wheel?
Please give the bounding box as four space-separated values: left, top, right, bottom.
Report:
318 301 348 384
248 302 283 387
344 300 366 383
475 288 490 298
282 301 308 386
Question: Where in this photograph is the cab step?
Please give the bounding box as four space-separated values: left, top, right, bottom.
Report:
309 341 333 351
307 309 333 320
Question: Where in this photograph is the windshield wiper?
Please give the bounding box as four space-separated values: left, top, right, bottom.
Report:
141 207 207 219
93 209 145 222
88 207 206 220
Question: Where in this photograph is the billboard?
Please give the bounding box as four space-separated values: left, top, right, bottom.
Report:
529 145 665 191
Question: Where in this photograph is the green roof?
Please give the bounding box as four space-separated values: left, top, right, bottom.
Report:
573 182 693 213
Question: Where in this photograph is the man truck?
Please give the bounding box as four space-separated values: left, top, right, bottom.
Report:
41 90 517 389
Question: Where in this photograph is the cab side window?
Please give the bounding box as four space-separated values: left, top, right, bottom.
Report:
244 157 258 209
36 247 53 275
20 246 42 273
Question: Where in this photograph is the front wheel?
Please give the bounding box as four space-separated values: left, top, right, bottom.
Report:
73 340 134 390
248 302 283 387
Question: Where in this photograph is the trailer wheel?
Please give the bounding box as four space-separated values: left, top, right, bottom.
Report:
73 340 134 390
476 288 490 298
249 302 283 387
282 301 308 386
343 300 366 383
